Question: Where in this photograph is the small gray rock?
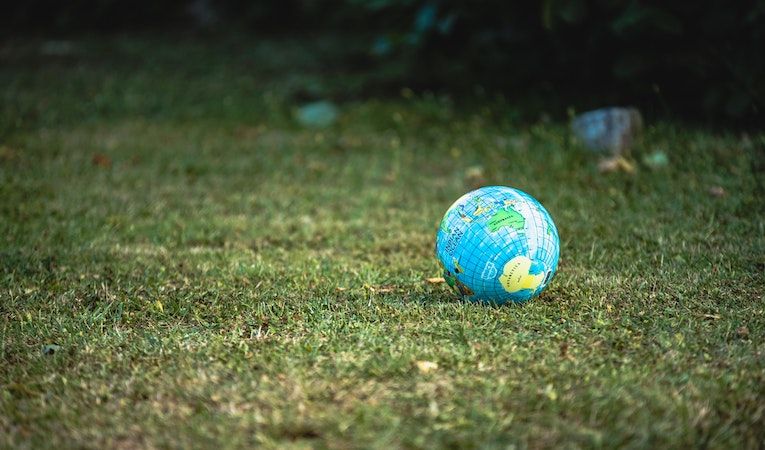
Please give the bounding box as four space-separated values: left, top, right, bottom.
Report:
295 101 339 128
571 107 643 155
643 150 669 169
42 344 61 355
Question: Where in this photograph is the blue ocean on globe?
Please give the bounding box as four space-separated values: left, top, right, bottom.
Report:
435 186 560 304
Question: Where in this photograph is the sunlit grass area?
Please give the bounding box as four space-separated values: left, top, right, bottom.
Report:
2 35 764 448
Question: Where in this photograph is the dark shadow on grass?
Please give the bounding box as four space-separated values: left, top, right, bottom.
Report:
401 287 536 309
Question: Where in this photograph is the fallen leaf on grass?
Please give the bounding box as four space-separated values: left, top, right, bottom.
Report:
559 341 569 358
415 360 438 374
464 165 486 187
92 153 112 168
598 156 635 174
425 277 445 284
0 146 18 162
708 186 726 197
367 285 396 293
542 384 558 401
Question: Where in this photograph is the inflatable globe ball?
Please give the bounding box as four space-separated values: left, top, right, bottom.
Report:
435 186 560 304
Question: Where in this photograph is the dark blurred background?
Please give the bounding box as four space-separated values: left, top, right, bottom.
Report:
3 0 764 125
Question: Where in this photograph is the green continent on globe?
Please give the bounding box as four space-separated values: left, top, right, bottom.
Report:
443 270 473 296
439 216 450 234
444 270 456 287
487 207 525 233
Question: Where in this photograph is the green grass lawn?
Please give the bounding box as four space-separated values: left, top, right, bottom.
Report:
2 35 764 449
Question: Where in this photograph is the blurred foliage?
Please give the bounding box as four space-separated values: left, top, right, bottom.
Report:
361 0 765 121
3 0 764 121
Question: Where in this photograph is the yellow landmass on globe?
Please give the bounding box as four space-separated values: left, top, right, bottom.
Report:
474 204 491 216
499 256 544 293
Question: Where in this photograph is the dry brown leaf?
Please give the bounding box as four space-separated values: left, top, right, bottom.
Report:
0 146 18 162
425 277 445 284
92 153 112 168
598 156 635 174
368 285 395 293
